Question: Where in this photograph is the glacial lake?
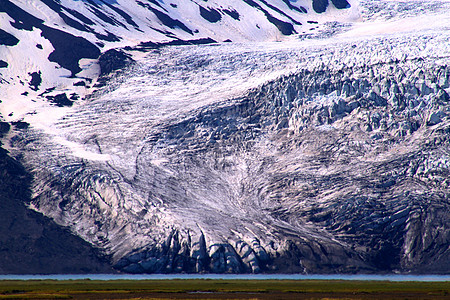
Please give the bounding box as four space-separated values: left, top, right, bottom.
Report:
0 274 448 281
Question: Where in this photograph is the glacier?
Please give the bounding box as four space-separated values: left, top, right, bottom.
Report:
0 0 449 274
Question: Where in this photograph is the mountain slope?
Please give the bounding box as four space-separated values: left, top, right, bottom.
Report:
0 125 114 274
1 0 449 274
1 0 358 126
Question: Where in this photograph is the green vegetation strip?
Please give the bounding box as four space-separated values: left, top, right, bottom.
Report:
0 279 448 299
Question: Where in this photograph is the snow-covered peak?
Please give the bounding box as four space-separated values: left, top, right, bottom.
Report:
0 0 357 127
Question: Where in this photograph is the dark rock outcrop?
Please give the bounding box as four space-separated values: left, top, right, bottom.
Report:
312 0 329 13
199 6 222 23
312 0 350 13
0 121 114 274
46 93 74 107
0 0 100 76
0 28 19 46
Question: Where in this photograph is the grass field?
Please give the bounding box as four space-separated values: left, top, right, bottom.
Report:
0 279 448 299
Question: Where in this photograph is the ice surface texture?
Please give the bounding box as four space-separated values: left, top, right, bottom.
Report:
1 0 449 274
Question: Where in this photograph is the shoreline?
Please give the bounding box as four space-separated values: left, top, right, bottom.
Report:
0 274 449 282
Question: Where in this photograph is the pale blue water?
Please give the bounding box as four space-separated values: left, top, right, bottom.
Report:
0 274 448 281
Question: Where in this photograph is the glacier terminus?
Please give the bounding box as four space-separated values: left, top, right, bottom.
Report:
0 0 449 274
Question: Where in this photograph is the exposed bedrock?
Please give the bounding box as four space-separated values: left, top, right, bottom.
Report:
312 0 350 13
0 120 114 274
9 52 450 274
